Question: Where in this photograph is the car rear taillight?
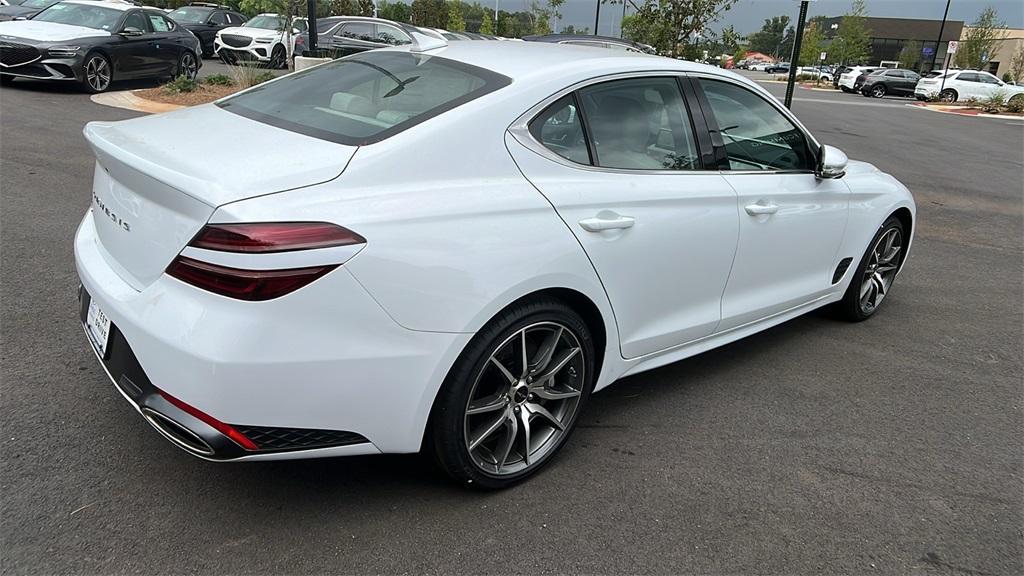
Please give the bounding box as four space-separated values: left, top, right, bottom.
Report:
166 222 364 301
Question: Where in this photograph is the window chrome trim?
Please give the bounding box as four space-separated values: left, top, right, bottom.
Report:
508 69 822 177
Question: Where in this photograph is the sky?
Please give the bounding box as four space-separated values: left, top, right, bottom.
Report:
537 0 1024 38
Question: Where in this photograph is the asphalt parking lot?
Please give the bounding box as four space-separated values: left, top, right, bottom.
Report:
1 68 1022 575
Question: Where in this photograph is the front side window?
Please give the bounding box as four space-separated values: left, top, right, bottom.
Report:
578 77 699 170
122 11 149 32
698 79 815 171
376 24 411 45
208 11 227 25
957 72 980 83
218 51 511 145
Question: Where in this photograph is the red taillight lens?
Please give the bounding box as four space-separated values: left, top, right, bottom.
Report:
158 388 259 451
167 256 337 301
190 222 365 253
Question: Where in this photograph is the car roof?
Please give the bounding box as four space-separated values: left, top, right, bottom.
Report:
63 0 135 11
393 41 742 85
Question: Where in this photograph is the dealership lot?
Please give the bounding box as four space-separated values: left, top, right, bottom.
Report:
1 73 1022 576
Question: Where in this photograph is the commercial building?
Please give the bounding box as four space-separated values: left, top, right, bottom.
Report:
958 27 1024 80
820 16 964 71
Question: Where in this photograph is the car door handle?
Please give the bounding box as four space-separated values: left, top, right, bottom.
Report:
744 202 779 216
579 214 635 232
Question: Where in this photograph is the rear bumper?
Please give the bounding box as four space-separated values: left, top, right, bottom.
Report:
74 211 470 460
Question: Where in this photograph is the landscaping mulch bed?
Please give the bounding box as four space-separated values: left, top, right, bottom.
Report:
135 84 238 107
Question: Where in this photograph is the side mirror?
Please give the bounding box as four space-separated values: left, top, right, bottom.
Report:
119 26 144 36
816 144 848 179
291 27 300 34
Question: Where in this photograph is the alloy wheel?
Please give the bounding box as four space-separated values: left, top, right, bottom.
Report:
463 321 584 476
871 85 885 98
859 227 902 313
85 55 110 92
180 52 198 80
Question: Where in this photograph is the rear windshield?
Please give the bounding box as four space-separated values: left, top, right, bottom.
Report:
924 71 951 78
168 6 210 23
217 51 511 145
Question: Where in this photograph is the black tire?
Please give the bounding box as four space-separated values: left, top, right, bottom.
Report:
0 74 14 86
939 88 957 103
840 86 853 93
269 44 287 69
429 297 595 489
80 52 112 93
177 50 198 81
870 84 886 98
836 216 906 322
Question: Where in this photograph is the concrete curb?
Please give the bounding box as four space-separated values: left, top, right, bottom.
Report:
906 102 1024 121
90 90 183 114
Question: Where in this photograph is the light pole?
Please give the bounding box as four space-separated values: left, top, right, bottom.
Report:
594 0 601 36
930 0 951 72
783 0 811 109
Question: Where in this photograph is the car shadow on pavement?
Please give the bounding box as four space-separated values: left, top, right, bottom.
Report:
2 77 165 96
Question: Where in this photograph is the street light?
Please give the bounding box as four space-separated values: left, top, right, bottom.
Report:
783 0 815 109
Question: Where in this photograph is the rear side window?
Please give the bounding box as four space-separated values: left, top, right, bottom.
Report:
218 51 511 145
529 94 590 165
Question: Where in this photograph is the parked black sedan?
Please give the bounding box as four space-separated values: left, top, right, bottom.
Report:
765 62 790 74
166 2 246 57
0 0 60 21
858 68 921 98
295 16 412 58
0 0 201 92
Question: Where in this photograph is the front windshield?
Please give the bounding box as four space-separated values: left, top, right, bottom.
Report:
21 0 57 9
167 6 210 24
32 2 122 31
244 14 283 29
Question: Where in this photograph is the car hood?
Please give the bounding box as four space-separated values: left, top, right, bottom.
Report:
83 103 357 208
0 4 38 18
218 25 279 40
0 19 108 41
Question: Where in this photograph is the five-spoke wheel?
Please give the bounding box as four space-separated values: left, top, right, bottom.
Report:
838 216 907 321
82 53 111 93
431 299 593 489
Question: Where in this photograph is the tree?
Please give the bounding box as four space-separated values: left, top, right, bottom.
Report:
719 24 742 54
623 0 738 57
1009 43 1024 82
831 0 871 65
747 15 789 57
797 22 823 66
898 40 922 71
447 0 466 31
411 0 447 28
547 0 563 32
378 0 412 22
530 0 551 34
621 12 671 52
479 10 494 34
957 7 1009 71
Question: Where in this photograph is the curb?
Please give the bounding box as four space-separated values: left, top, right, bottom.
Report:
90 90 183 114
906 102 1024 121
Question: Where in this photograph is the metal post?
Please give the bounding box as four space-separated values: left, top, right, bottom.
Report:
620 0 626 38
929 0 951 72
306 0 317 54
784 0 809 109
494 0 498 23
594 0 601 35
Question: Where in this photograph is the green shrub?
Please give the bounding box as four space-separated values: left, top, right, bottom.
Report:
963 96 979 108
225 63 277 89
203 73 234 86
252 71 276 85
1006 94 1024 113
163 75 199 94
1002 72 1013 83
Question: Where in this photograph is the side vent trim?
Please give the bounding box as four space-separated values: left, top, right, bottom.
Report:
832 257 854 284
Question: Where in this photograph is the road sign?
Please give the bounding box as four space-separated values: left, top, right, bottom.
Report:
947 40 958 54
819 51 827 61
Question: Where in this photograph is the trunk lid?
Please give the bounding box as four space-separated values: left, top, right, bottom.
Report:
84 104 357 290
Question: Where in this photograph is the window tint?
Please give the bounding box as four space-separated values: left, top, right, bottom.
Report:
123 11 149 32
979 73 1001 84
338 22 375 41
698 79 814 172
209 11 227 25
33 2 121 30
958 72 980 82
147 13 172 32
578 77 699 170
168 7 209 23
218 51 510 145
529 94 590 165
376 24 411 45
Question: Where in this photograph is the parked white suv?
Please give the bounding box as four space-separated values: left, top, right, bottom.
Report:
838 66 877 92
915 69 1024 103
214 13 307 68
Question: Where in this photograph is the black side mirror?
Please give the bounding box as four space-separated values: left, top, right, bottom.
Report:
119 26 144 36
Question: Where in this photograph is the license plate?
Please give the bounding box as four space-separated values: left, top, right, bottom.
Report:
86 298 112 357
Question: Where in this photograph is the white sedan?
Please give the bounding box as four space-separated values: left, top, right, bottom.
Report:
76 38 915 488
